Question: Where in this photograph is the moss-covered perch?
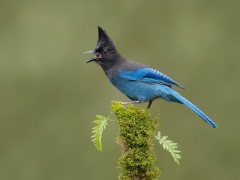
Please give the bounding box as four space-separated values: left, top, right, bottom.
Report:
111 101 160 180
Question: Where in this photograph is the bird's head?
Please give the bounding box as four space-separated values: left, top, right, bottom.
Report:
84 26 120 68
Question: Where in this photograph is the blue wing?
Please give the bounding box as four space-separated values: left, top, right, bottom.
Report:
119 68 185 89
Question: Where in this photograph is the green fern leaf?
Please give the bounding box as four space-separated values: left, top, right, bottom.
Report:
155 131 181 165
91 115 109 151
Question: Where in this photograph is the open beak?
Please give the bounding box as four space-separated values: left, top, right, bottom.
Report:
84 50 96 63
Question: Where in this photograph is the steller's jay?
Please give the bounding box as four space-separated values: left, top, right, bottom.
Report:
84 26 217 128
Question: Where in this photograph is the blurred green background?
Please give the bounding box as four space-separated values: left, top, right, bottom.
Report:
0 0 239 179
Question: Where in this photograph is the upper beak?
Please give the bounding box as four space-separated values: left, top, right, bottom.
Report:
83 50 95 55
83 50 96 63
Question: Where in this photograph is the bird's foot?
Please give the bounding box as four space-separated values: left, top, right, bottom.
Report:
120 101 140 106
147 100 153 109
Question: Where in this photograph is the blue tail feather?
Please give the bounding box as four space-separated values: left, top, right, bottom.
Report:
172 92 217 128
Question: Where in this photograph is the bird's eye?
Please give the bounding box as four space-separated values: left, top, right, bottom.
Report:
103 49 108 54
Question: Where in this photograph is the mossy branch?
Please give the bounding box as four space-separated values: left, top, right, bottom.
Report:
91 101 181 179
111 101 160 180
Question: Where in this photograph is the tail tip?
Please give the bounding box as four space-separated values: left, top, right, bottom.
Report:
211 123 217 128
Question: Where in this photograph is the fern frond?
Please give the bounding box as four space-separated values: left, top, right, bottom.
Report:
155 131 181 165
91 115 109 151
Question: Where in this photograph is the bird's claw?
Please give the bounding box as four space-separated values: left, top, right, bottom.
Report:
120 101 140 106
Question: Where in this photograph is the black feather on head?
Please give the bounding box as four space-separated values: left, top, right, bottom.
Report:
96 26 116 52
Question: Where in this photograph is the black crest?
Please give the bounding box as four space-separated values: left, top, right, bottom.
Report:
96 26 116 52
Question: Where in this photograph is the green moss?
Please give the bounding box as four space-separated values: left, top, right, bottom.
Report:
111 101 160 180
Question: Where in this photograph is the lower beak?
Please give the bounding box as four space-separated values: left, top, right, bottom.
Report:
85 58 96 63
84 50 96 63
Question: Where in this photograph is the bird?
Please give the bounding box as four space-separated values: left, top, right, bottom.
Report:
84 26 217 128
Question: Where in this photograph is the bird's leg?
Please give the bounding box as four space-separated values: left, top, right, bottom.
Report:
147 100 153 109
120 100 141 106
